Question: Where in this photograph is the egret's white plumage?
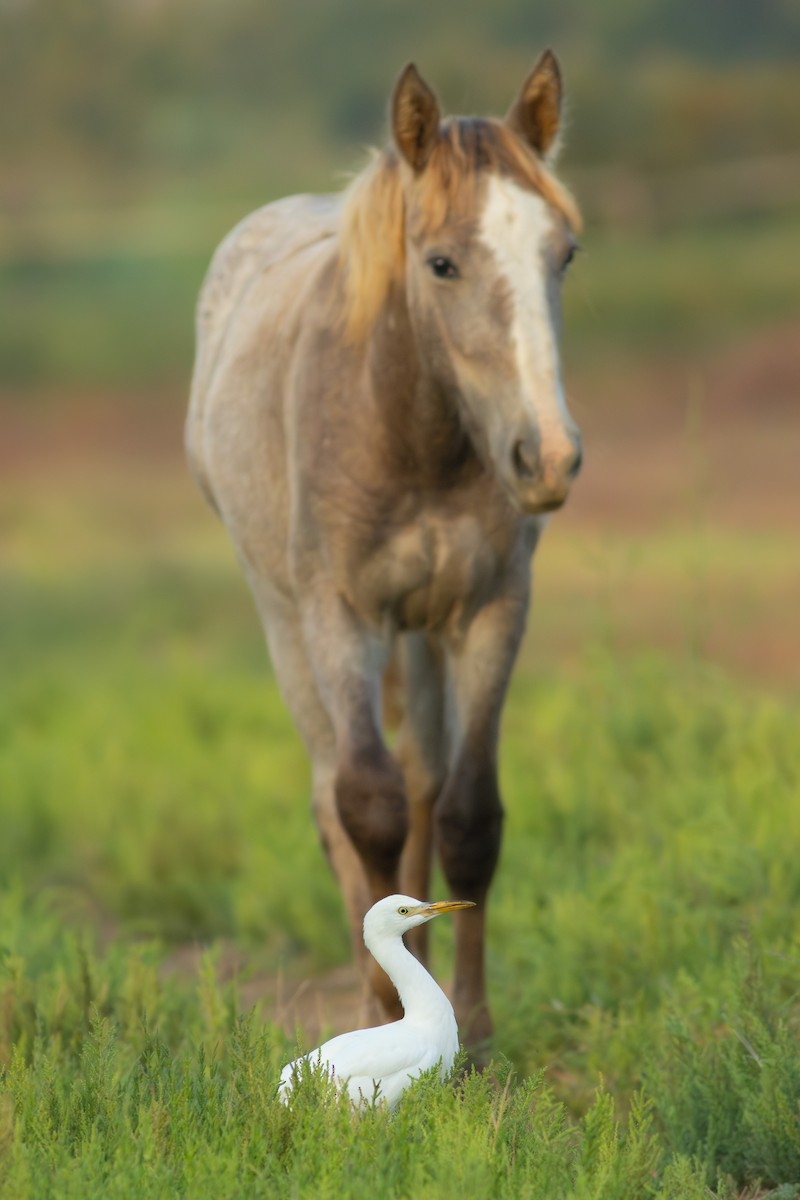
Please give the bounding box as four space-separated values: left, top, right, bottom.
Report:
278 894 474 1109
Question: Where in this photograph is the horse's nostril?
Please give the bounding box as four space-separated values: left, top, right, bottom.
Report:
568 443 583 479
512 438 539 481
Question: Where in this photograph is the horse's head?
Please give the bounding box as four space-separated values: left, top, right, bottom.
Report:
391 52 582 515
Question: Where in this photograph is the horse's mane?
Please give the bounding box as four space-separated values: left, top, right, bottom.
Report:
338 117 582 342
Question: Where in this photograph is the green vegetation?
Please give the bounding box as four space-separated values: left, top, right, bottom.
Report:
0 999 721 1198
0 248 203 392
1 486 799 1195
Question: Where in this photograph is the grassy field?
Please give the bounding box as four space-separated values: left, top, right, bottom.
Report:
1 446 798 1197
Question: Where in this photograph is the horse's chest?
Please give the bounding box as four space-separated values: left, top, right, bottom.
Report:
358 512 510 633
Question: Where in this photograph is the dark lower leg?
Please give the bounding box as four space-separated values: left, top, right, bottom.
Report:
435 758 503 1051
398 762 443 963
315 763 406 1022
451 902 492 1050
334 742 408 902
334 741 409 1020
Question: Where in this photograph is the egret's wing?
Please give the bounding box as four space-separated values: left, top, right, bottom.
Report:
317 1021 428 1083
341 1039 449 1109
279 1021 439 1105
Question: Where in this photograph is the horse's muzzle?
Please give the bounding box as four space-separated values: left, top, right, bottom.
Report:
505 430 583 514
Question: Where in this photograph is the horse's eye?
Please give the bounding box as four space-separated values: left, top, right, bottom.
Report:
561 243 580 273
397 906 409 916
429 256 459 280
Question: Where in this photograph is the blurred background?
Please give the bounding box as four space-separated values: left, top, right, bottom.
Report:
1 0 799 1036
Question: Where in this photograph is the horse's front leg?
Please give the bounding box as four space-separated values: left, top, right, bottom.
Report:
395 633 447 964
437 583 529 1051
301 590 407 1018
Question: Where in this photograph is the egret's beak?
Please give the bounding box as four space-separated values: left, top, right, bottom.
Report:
419 900 476 917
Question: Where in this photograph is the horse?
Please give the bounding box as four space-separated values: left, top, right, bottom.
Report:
186 50 582 1049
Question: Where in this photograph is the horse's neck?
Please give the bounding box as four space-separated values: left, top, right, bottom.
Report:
366 290 474 483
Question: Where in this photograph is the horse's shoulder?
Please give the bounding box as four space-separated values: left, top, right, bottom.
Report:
196 193 340 340
213 193 340 273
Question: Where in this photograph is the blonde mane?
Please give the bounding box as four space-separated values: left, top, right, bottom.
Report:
338 118 582 342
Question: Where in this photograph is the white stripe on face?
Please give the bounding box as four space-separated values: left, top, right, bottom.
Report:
478 174 573 448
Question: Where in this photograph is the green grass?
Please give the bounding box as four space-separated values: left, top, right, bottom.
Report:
0 248 205 391
1 509 799 1196
0 999 711 1199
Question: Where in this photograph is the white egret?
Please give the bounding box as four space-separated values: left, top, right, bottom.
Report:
278 894 475 1109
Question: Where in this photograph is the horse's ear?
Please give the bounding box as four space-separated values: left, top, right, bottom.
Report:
505 49 562 159
391 63 440 171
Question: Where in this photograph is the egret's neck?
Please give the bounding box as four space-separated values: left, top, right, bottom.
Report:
365 931 452 1025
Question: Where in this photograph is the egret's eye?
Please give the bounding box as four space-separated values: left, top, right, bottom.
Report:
397 906 410 916
428 256 459 280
